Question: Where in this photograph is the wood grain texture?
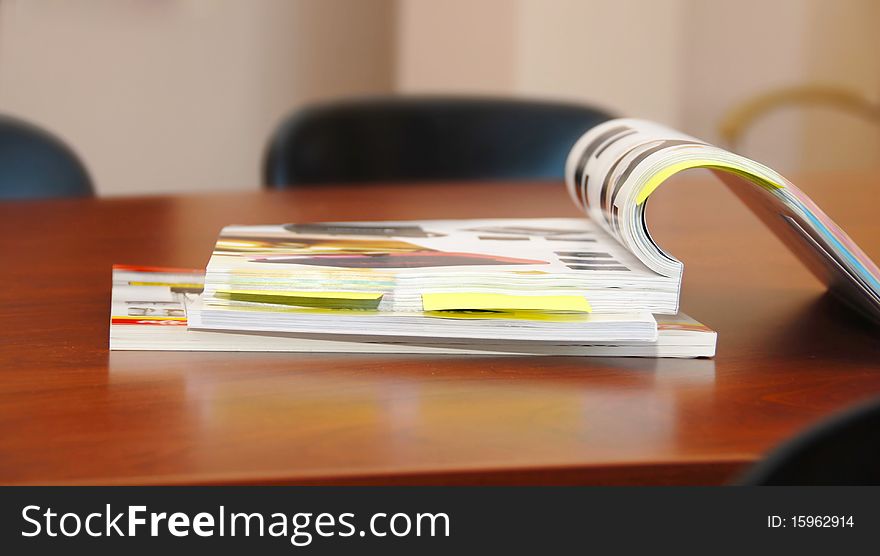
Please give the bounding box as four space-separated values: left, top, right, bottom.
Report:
1 174 879 485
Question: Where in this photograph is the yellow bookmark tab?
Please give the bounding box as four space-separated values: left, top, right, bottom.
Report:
421 293 591 313
217 290 383 309
636 159 785 205
129 281 204 289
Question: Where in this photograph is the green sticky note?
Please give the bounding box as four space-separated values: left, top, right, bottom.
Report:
217 290 383 310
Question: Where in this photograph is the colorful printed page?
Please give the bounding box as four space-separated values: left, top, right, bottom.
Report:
110 264 204 328
565 118 880 323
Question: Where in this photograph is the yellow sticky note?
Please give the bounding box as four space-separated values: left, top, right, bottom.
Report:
217 290 383 309
636 159 784 205
129 281 204 289
425 310 591 322
421 293 591 313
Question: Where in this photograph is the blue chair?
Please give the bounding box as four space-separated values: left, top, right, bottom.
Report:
0 115 93 200
264 96 614 187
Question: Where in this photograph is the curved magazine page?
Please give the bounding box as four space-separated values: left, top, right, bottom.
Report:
565 118 880 323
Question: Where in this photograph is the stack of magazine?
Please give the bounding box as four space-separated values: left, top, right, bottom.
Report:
110 119 880 358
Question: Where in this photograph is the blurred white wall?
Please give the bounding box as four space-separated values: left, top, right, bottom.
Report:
799 0 880 171
0 0 877 196
398 0 880 173
396 0 517 94
516 0 686 124
680 0 880 172
396 0 685 122
0 0 394 195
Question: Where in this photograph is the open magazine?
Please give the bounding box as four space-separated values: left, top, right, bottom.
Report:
188 119 879 346
190 218 664 343
113 118 878 359
565 118 880 322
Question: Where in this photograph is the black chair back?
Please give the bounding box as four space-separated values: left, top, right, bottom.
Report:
737 396 880 485
0 115 93 200
264 96 613 187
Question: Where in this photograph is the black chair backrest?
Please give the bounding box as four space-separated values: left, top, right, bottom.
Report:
264 96 614 187
737 396 880 485
0 115 93 200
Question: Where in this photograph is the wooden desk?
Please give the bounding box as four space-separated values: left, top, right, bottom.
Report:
1 174 879 485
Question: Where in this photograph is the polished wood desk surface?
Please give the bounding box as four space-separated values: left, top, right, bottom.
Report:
1 174 879 485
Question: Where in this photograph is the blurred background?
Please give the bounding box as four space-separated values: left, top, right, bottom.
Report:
0 0 878 196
